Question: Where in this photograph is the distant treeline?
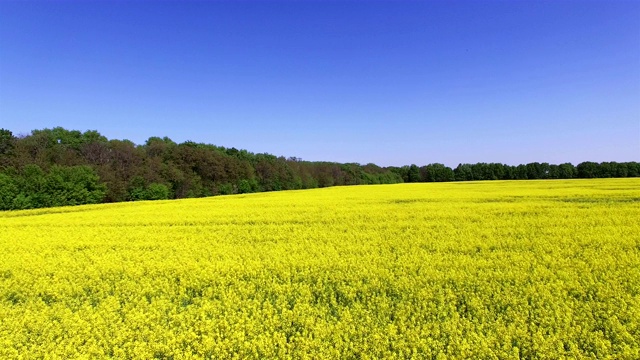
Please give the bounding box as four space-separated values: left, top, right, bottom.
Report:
0 127 638 210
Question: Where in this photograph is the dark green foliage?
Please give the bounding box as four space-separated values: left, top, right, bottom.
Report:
0 173 19 210
421 163 455 182
577 162 599 178
145 183 171 200
0 129 15 158
128 176 171 201
0 164 106 210
237 179 256 194
217 183 234 195
557 163 577 179
407 164 421 183
44 165 106 206
0 126 637 211
454 164 474 181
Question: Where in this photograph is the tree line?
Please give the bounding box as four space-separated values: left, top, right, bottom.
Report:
391 161 639 183
0 127 637 210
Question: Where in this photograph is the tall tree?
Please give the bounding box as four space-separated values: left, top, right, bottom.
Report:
0 129 16 169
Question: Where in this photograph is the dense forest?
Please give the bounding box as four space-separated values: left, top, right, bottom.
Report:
0 127 638 210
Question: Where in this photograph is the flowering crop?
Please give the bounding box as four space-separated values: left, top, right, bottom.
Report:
1 179 639 358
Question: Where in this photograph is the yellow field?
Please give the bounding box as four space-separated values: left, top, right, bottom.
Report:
1 179 639 359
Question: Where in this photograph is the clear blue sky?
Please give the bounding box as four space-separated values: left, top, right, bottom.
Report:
1 1 638 167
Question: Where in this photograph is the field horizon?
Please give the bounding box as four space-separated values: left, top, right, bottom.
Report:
2 177 636 216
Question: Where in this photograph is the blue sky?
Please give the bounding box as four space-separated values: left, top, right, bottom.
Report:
1 1 638 167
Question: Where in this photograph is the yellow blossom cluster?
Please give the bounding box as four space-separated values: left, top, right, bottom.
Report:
1 179 639 358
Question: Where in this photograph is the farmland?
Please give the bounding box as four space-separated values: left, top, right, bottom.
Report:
1 179 639 358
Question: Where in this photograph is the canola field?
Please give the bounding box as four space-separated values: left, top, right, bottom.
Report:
1 179 639 359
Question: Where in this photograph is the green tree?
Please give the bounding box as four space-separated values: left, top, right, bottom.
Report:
577 162 599 178
0 129 16 170
44 165 106 207
626 162 640 177
558 163 576 179
237 179 254 194
454 164 473 181
407 164 420 183
0 173 19 210
145 183 171 200
0 129 15 156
